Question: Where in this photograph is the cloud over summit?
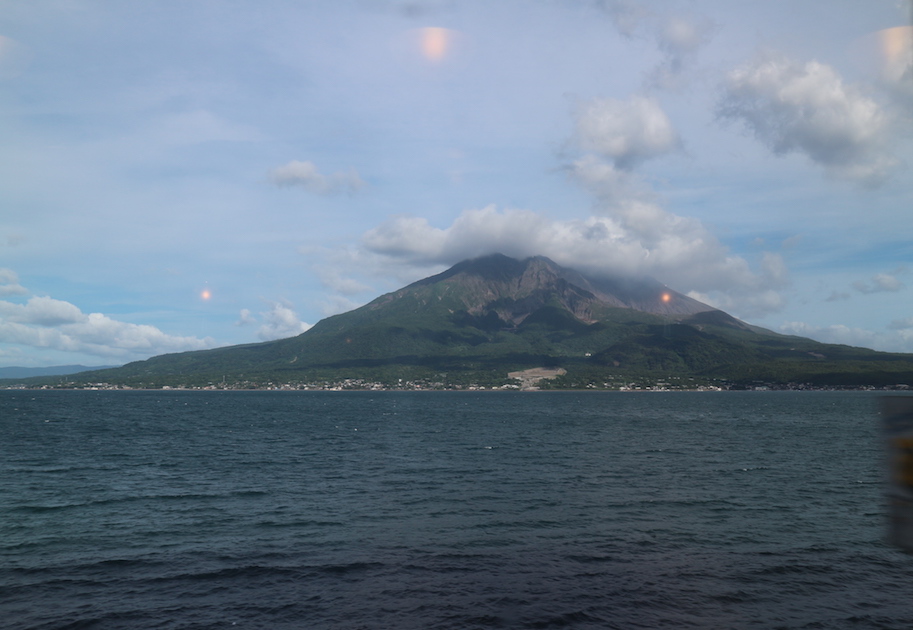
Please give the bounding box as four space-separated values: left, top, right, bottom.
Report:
361 204 788 318
356 90 792 320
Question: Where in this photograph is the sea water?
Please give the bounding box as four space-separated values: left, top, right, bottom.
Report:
1 390 911 629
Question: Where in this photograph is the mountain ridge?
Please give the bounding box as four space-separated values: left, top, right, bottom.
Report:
6 254 913 389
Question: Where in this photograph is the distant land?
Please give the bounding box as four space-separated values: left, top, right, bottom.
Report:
0 365 119 380
4 255 913 391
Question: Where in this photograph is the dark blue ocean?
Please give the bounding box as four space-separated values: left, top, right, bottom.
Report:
2 390 912 629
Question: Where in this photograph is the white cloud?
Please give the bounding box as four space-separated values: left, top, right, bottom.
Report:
269 160 366 195
255 301 312 341
568 98 698 259
567 154 658 211
574 96 681 169
853 272 906 294
564 150 789 318
686 253 788 317
0 268 27 297
0 296 84 326
0 296 216 359
236 308 257 326
235 302 312 340
361 204 788 318
718 54 897 186
780 321 913 354
0 274 217 361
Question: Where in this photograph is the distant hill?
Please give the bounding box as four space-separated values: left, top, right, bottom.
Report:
0 365 118 380
25 254 913 389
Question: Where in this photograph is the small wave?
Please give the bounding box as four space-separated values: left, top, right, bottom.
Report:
711 589 756 604
151 564 305 583
317 561 384 575
752 562 834 576
565 554 616 564
527 609 609 628
11 489 271 513
403 562 476 574
5 464 120 474
254 519 344 528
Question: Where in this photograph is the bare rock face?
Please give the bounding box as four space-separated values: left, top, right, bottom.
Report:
387 253 717 325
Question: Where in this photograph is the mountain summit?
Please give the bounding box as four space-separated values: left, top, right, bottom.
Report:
394 253 716 321
51 254 913 388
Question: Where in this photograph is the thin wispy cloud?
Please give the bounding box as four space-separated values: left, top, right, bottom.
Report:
593 0 649 38
592 3 716 90
269 160 366 195
889 317 913 331
0 269 28 297
825 291 851 303
361 204 788 319
317 268 372 296
648 14 717 90
853 272 906 294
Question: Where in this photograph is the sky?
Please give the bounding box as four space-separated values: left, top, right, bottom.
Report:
1 0 912 368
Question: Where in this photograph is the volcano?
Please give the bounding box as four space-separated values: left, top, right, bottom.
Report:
52 254 913 388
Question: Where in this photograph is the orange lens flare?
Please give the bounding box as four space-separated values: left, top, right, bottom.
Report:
661 293 672 303
201 289 212 300
419 27 452 62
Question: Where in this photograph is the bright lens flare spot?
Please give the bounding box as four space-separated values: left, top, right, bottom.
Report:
851 26 913 83
878 26 913 64
877 26 913 82
661 293 672 303
201 289 212 301
419 27 452 62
